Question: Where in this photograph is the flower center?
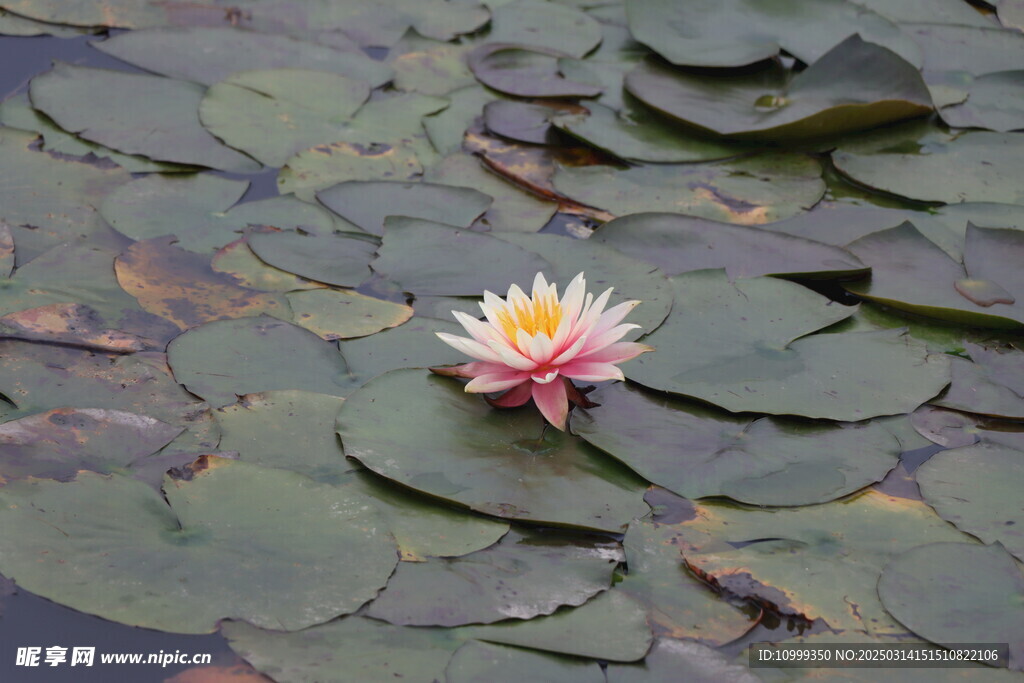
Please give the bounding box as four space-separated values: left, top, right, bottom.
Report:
496 292 562 340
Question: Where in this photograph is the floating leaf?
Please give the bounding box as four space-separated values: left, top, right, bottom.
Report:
917 442 1024 562
200 69 371 168
485 100 577 146
878 542 1024 669
317 181 491 235
844 223 1024 328
0 303 147 353
371 218 549 295
390 37 476 96
0 128 130 236
338 369 650 532
574 383 900 506
114 237 288 330
615 510 753 643
423 153 558 233
553 100 746 162
902 23 1024 79
940 71 1024 132
423 85 498 156
628 271 950 419
677 491 977 634
336 318 469 385
0 222 13 277
446 641 604 683
286 289 412 340
0 342 218 452
833 127 1024 204
488 0 601 58
29 63 261 173
607 638 761 683
93 27 391 86
552 153 825 224
213 390 508 560
367 529 618 626
0 407 182 482
0 91 186 173
166 316 354 408
0 460 398 633
468 44 603 98
624 37 932 141
592 212 866 279
210 237 325 293
624 0 920 68
247 230 376 288
933 354 1024 419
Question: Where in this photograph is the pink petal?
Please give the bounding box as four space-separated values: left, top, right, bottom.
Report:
559 361 625 382
551 334 587 365
452 310 506 345
590 300 640 337
532 378 568 430
466 372 531 393
487 340 539 371
579 324 640 355
436 332 504 363
488 381 533 407
429 361 495 378
531 369 559 383
575 342 653 364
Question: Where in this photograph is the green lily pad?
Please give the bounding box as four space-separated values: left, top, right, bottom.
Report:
917 442 1024 562
101 175 335 253
92 27 392 87
608 638 761 683
213 389 509 560
878 542 1024 669
553 100 747 162
200 69 373 168
0 127 130 237
390 36 476 96
1000 0 1024 31
0 341 218 452
224 590 651 681
484 100 574 146
592 212 866 279
248 230 377 288
933 354 1024 420
467 44 603 98
552 153 825 224
367 528 618 625
336 318 469 385
849 0 997 26
210 237 326 293
29 63 261 173
844 223 1024 328
677 490 977 634
423 85 498 156
114 237 289 331
338 369 650 532
0 92 187 173
902 23 1024 79
624 0 920 68
371 218 550 295
0 459 399 633
0 407 182 482
628 271 951 420
317 181 492 235
488 0 602 58
0 222 13 278
167 316 354 408
616 509 754 643
446 641 604 683
627 37 931 142
940 71 1024 132
423 153 558 233
286 289 413 340
0 7 94 35
574 383 901 506
833 128 1024 204
0 0 161 27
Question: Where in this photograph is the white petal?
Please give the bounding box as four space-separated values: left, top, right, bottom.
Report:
532 272 550 298
452 310 505 345
580 324 641 355
591 300 641 337
559 273 587 323
528 332 555 364
531 369 560 384
436 332 505 363
559 361 625 382
551 334 587 365
465 372 530 393
487 340 538 371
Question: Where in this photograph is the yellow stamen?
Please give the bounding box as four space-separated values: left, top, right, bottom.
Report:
496 292 562 342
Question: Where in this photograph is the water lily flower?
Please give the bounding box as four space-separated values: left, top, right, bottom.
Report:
432 272 653 430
